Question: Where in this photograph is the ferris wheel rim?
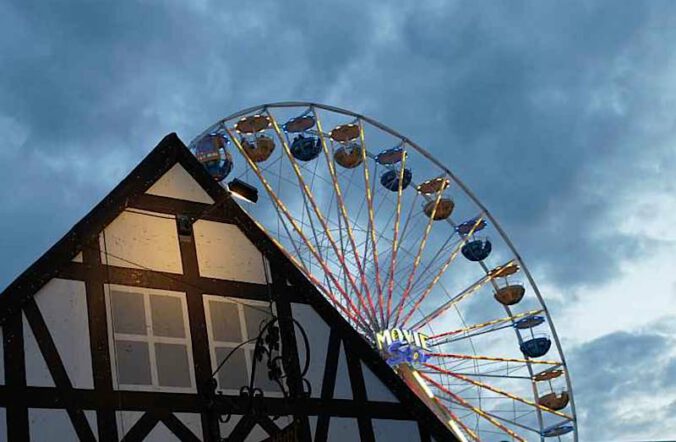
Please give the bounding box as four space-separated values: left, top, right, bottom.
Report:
190 101 578 440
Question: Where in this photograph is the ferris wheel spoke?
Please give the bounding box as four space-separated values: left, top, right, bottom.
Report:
225 127 372 332
410 258 515 331
423 363 573 421
400 216 485 329
430 353 561 366
383 188 420 292
266 110 381 330
244 212 369 331
391 179 450 326
407 232 459 296
418 372 527 442
428 309 545 346
239 204 310 275
420 369 533 381
359 163 382 321
448 403 542 438
432 398 481 442
312 107 381 328
357 119 386 326
297 189 340 298
384 149 410 328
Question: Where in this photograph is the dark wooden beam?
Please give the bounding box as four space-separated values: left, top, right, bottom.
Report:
177 217 219 442
314 330 342 441
83 238 119 442
0 386 417 420
57 262 306 304
23 298 97 441
3 313 28 441
119 412 159 442
270 261 313 442
344 339 375 442
160 412 202 442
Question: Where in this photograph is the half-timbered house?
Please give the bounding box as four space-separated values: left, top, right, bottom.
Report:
0 134 457 441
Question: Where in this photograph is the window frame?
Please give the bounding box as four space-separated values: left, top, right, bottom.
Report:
104 284 196 393
203 295 282 397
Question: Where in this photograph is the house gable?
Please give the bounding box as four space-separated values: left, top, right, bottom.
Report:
0 133 456 442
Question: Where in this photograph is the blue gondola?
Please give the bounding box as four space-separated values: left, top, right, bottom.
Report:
520 336 552 358
514 315 545 330
204 162 232 182
290 135 322 161
380 168 412 191
543 424 574 437
456 217 487 235
461 239 492 261
192 134 233 182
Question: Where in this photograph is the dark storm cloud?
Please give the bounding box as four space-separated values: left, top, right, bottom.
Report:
331 1 676 288
2 0 675 289
1 1 675 439
0 0 374 284
568 328 676 439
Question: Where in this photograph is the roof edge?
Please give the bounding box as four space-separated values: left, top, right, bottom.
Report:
0 133 186 321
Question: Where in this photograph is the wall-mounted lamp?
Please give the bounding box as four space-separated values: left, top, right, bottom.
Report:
228 178 259 204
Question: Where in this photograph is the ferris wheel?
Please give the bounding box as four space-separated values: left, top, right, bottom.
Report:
188 102 577 441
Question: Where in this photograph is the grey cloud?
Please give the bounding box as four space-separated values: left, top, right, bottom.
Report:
1 3 675 439
2 0 675 288
337 1 676 288
568 328 676 439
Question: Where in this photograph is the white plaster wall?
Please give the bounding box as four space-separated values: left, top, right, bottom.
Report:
245 424 269 441
145 422 180 442
116 411 143 438
372 419 421 442
327 418 360 441
146 164 214 204
193 221 267 284
362 362 398 403
218 414 241 437
218 416 269 441
291 304 331 398
34 279 93 389
308 416 317 441
100 210 183 274
175 413 203 440
24 313 54 387
333 342 352 400
28 408 97 441
72 252 83 263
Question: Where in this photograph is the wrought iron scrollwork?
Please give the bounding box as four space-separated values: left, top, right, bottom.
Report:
205 315 312 441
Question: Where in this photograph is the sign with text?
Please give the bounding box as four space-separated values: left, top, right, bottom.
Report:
376 328 430 367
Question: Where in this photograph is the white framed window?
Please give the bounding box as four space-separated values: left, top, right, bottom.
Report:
203 295 282 397
105 284 196 393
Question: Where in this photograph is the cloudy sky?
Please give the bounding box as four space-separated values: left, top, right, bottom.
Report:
1 0 675 439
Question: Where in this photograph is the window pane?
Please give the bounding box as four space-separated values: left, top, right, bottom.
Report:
150 294 185 338
215 347 248 390
115 340 152 385
251 349 283 393
243 304 272 340
210 301 242 342
111 290 146 335
155 343 192 388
